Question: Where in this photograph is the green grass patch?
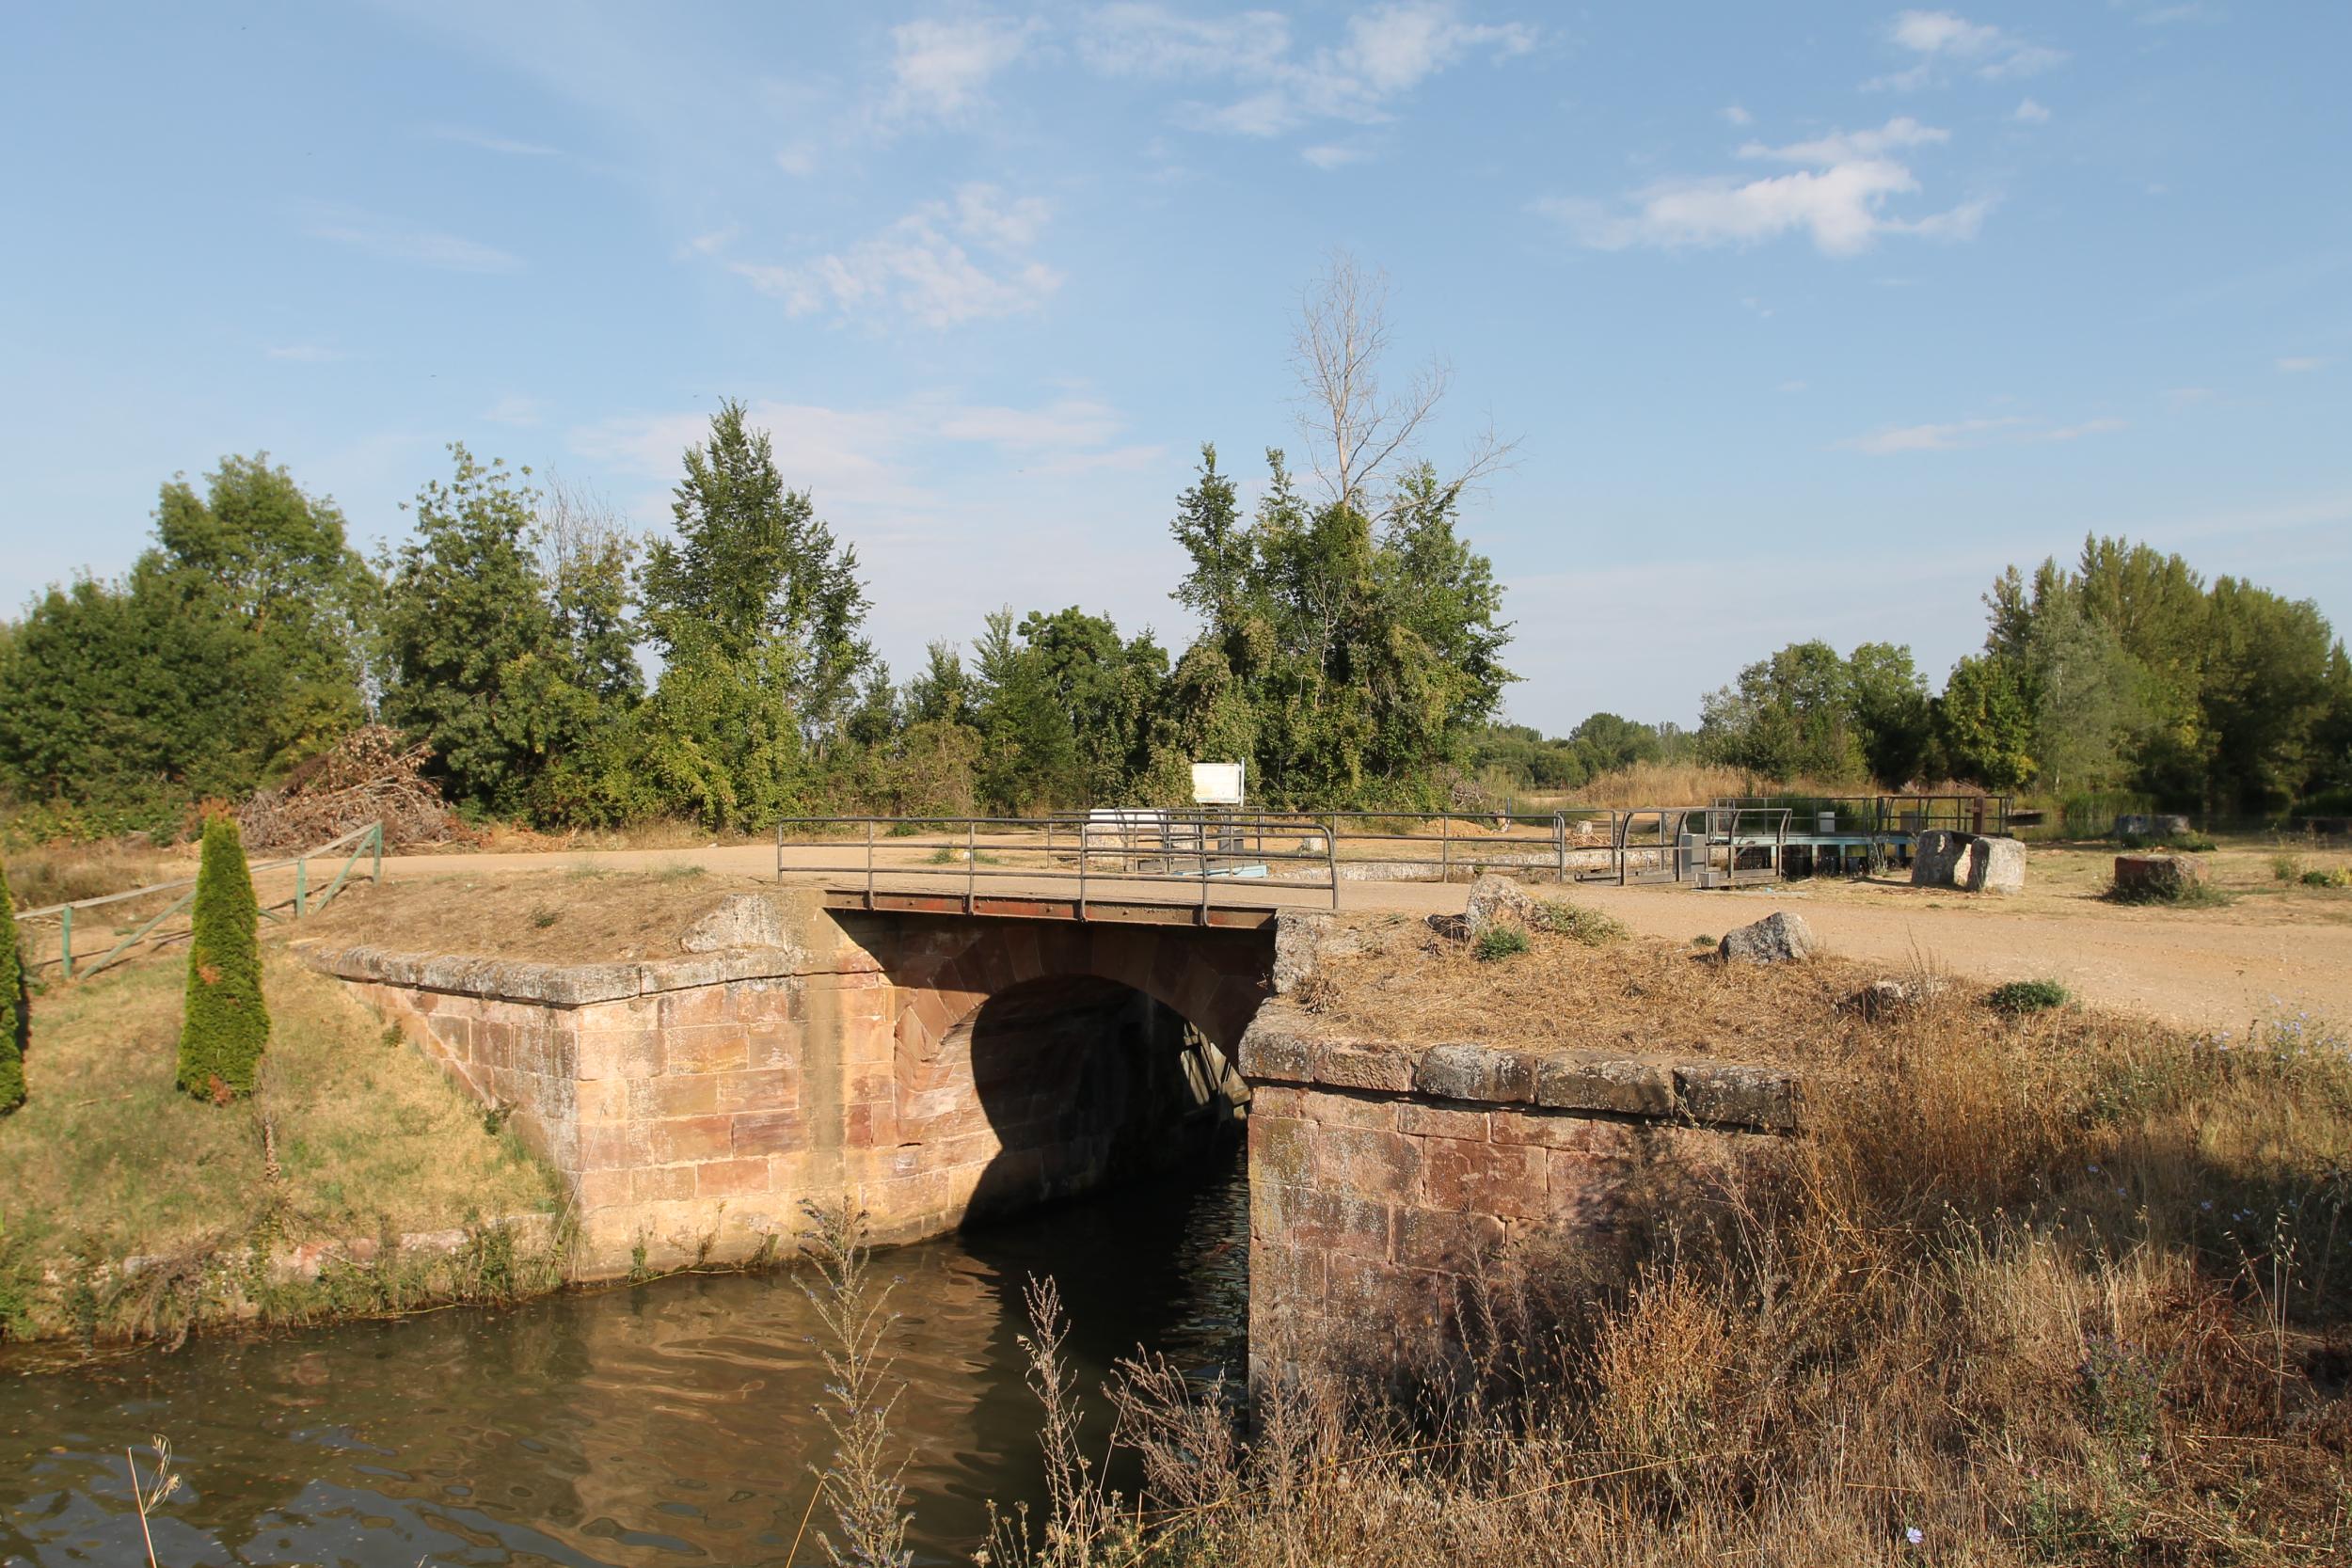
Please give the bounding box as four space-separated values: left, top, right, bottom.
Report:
1987 977 2071 1015
0 949 562 1343
1472 924 1532 962
2299 867 2351 889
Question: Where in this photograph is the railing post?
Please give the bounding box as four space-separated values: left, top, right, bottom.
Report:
60 905 73 981
965 819 977 914
1327 814 1341 911
1078 820 1089 921
1440 814 1452 885
371 823 383 885
774 822 784 883
866 819 876 910
294 855 309 919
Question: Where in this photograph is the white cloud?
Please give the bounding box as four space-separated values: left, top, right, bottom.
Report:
1778 379 1808 393
727 183 1061 329
265 343 342 363
2010 97 2051 124
1838 412 2125 453
424 124 560 157
1738 115 1948 165
2163 387 2216 407
2277 356 2328 373
1302 141 1373 169
678 224 739 258
1840 416 2023 453
1084 1 1535 141
484 394 544 426
774 144 818 177
886 13 1039 120
1540 117 1987 257
306 208 523 274
1721 103 1753 127
937 398 1126 450
2035 416 2127 441
1871 9 2065 89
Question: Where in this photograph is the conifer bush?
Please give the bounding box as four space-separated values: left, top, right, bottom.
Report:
178 815 267 1101
0 852 24 1113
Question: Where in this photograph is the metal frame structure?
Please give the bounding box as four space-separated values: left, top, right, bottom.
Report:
769 795 2005 922
18 820 386 980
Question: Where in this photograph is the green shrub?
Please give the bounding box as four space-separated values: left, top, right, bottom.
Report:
1472 924 1531 962
1530 897 1630 946
0 852 24 1113
177 816 268 1101
1987 978 2070 1015
2301 867 2351 889
2117 831 2216 852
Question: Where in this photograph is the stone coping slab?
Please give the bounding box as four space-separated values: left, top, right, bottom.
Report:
1237 1000 1802 1132
300 942 851 1006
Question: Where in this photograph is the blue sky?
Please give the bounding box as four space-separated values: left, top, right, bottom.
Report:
4 2 2345 732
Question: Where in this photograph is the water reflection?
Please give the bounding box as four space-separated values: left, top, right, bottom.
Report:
0 1147 1246 1568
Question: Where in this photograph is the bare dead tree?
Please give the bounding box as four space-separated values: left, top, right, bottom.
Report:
534 472 635 588
1288 247 1518 515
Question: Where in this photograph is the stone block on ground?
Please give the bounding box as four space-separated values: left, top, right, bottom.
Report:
1969 835 2026 895
1845 975 1953 1021
1461 873 1537 937
1911 829 1977 890
1716 911 1816 965
1271 910 1372 996
2113 852 2206 898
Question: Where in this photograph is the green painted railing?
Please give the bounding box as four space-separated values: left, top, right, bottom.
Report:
16 821 385 981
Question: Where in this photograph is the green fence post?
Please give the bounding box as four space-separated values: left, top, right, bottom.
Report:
295 855 309 919
60 905 73 980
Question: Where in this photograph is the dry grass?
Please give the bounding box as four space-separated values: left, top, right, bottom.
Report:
295 866 771 962
2 838 189 911
1099 990 2352 1565
1523 763 1863 812
1308 910 1873 1064
0 947 560 1340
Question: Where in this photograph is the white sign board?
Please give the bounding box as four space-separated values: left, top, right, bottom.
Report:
1190 761 1245 806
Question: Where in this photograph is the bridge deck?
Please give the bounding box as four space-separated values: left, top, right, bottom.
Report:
818 883 1286 928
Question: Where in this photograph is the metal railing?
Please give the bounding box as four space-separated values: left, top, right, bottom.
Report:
771 806 1821 917
16 821 386 980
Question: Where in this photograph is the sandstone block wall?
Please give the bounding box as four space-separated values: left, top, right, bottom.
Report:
1237 1000 1797 1385
312 895 1272 1275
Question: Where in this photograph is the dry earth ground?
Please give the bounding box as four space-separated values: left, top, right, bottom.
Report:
341 836 2352 1032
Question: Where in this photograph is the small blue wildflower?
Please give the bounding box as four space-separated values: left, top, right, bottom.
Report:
1906 1527 1924 1546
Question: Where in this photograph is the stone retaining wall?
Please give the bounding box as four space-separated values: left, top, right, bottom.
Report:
1236 994 1799 1385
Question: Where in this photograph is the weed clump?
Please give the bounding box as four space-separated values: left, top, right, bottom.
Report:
1530 897 1630 946
1988 977 2071 1015
2299 867 2350 889
1471 924 1531 962
177 816 267 1101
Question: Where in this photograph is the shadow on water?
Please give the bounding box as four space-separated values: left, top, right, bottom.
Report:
0 1155 1245 1568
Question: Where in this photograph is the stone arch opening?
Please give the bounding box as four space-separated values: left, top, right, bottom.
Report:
937 974 1246 1227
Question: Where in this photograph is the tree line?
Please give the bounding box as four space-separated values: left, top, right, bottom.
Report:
1469 538 2352 818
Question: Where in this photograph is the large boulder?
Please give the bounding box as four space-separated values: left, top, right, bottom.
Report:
1717 911 1817 965
2114 813 2193 840
1462 873 1538 937
2113 852 2206 899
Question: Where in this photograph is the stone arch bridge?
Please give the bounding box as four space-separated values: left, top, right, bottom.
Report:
314 887 1795 1368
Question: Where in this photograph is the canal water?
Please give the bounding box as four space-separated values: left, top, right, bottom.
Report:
0 1149 1247 1568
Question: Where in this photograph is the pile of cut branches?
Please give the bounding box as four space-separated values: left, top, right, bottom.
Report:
237 726 463 851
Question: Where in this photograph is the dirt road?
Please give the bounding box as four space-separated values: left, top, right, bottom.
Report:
375 842 2352 1034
